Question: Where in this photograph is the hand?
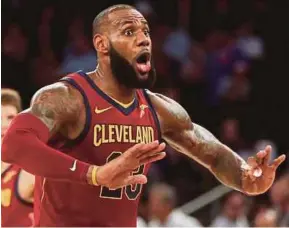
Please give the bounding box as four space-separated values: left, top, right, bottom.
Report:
242 145 286 195
95 140 166 189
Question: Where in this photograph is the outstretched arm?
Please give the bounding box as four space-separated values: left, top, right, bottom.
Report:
1 82 91 184
2 83 166 188
148 91 286 195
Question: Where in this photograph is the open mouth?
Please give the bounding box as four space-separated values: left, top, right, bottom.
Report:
135 52 151 75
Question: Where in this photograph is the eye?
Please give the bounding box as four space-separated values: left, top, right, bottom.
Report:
124 29 134 36
144 29 150 37
7 115 15 120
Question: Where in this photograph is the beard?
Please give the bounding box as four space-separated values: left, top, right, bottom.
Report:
109 44 156 89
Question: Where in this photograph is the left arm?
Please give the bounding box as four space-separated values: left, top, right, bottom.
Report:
148 91 286 195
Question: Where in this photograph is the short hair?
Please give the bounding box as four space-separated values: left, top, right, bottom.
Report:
150 183 177 206
92 4 136 35
1 88 22 112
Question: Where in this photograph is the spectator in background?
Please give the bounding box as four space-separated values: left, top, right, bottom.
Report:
235 21 264 60
211 192 249 227
204 29 250 106
253 208 277 227
2 23 33 107
137 189 149 227
148 183 202 227
163 26 191 65
180 41 206 85
219 118 247 154
135 0 154 19
30 6 59 87
1 89 35 227
270 173 289 226
58 17 96 75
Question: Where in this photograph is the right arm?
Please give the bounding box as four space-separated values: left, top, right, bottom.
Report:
1 82 92 184
1 83 166 188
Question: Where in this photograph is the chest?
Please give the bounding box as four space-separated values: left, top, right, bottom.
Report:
58 73 161 165
80 106 159 165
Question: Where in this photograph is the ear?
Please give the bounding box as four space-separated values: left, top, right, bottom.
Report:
93 34 109 54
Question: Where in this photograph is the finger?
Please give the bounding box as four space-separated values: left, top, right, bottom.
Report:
126 142 146 154
247 157 258 168
124 174 148 186
138 140 162 155
129 140 160 156
256 150 266 160
255 150 267 165
140 152 166 164
263 145 272 165
137 142 166 159
271 154 286 169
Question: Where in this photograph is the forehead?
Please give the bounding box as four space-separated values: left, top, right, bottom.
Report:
1 105 17 114
108 9 148 27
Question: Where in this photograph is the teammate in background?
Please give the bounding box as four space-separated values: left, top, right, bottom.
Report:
1 89 34 227
2 4 286 227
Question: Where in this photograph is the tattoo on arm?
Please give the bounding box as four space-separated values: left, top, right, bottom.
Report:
149 91 248 192
30 83 81 135
193 124 246 191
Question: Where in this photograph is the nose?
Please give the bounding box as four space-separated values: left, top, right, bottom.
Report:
136 32 150 47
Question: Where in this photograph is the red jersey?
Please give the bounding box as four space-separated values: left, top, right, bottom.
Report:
34 71 161 226
1 165 33 227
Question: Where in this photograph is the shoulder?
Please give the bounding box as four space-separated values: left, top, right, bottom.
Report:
31 81 80 106
30 82 83 121
146 90 192 133
28 81 84 134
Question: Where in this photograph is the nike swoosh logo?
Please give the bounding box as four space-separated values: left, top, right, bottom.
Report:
70 160 77 171
95 106 112 114
140 104 149 110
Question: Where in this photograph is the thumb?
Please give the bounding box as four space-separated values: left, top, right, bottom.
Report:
124 174 147 186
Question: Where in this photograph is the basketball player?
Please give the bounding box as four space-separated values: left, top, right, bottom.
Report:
1 89 34 227
2 4 286 227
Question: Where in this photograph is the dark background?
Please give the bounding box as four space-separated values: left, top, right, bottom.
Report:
2 0 289 226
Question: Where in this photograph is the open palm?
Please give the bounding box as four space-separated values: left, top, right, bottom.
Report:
242 145 286 195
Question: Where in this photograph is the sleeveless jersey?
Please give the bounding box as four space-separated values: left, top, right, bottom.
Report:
1 165 33 227
34 71 161 227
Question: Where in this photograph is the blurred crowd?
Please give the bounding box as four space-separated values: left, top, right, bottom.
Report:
2 0 288 226
137 174 289 227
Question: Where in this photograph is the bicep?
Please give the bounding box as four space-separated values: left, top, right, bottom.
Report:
148 91 196 151
148 91 218 168
29 83 81 136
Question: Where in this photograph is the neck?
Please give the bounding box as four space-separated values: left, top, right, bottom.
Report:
90 61 135 103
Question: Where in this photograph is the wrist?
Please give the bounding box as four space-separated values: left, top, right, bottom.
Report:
86 165 101 186
240 162 259 195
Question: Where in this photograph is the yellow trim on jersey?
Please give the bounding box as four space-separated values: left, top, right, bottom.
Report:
108 95 135 108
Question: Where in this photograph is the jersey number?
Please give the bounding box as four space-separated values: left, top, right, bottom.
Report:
100 152 145 200
1 189 12 207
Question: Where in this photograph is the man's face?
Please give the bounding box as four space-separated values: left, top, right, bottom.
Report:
1 105 17 140
106 9 156 88
224 193 245 220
